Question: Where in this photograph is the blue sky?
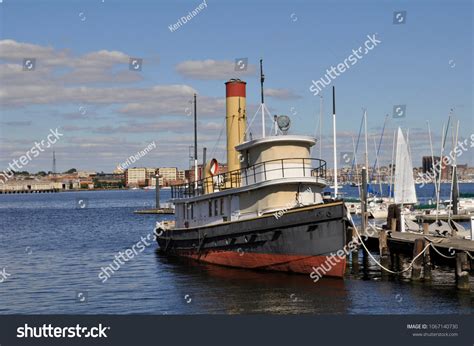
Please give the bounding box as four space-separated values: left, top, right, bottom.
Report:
0 0 472 172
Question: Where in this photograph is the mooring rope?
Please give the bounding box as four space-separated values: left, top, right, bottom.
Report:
428 243 456 259
427 242 473 260
352 223 430 275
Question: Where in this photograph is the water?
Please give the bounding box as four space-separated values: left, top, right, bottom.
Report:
325 181 474 205
0 186 472 314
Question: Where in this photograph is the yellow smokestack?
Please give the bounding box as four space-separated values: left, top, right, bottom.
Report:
225 79 246 175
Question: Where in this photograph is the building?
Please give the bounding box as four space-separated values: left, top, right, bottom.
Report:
186 163 229 182
145 168 157 186
422 156 440 174
93 173 125 189
422 156 448 180
77 171 96 178
158 167 178 183
125 168 157 187
185 165 203 183
0 179 80 192
440 157 452 180
457 164 468 179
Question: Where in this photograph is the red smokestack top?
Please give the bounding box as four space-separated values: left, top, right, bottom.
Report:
225 79 246 97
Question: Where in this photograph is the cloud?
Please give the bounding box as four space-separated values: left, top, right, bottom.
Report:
175 59 256 80
265 88 301 100
1 74 199 116
0 40 142 85
62 125 92 132
118 95 225 117
1 120 32 126
92 120 225 135
0 40 223 118
0 41 254 120
0 40 59 61
17 84 194 107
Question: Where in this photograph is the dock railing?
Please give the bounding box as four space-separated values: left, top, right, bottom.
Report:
171 157 327 199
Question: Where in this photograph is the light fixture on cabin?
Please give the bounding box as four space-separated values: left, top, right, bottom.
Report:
277 115 291 134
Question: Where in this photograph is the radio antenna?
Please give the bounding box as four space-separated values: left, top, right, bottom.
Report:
260 59 265 138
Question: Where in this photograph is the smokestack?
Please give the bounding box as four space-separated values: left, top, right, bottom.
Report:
225 79 246 175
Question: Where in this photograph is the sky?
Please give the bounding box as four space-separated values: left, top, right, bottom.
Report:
0 0 472 173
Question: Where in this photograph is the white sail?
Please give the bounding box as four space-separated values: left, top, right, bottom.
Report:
394 127 417 204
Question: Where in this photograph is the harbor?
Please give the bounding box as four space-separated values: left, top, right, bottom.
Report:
0 188 472 315
1 70 472 315
353 216 474 290
0 0 473 344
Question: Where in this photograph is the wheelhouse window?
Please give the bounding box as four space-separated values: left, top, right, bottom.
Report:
208 200 212 217
214 200 218 216
220 198 224 216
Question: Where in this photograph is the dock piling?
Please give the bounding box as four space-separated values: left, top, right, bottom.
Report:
411 238 424 281
422 223 432 280
470 216 474 242
455 252 470 290
379 230 390 279
350 226 359 274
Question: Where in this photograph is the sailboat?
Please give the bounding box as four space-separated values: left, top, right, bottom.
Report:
393 127 417 206
392 127 417 230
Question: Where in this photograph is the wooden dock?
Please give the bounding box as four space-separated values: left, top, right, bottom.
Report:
0 188 60 194
354 222 473 290
134 208 175 215
364 229 474 254
416 214 472 222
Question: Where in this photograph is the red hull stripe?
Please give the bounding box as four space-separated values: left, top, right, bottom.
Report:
176 251 346 278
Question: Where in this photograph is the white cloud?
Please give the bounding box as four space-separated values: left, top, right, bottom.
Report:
0 40 140 84
1 120 32 126
175 59 256 80
0 40 232 118
118 95 225 117
266 88 301 100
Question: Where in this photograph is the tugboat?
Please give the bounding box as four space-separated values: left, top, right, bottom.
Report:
155 65 350 278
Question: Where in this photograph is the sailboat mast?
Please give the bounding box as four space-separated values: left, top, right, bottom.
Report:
363 108 369 181
352 135 361 197
260 59 265 138
436 114 451 220
319 96 323 159
389 129 396 202
193 93 198 190
332 86 338 197
427 120 438 207
373 136 383 195
450 120 460 216
371 114 388 183
350 114 364 184
435 124 446 220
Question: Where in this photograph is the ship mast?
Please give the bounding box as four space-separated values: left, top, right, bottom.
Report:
193 93 198 190
260 59 265 138
332 86 338 197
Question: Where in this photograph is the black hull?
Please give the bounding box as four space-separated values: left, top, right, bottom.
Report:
156 201 349 276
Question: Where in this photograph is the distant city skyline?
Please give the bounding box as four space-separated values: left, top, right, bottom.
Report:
0 0 472 172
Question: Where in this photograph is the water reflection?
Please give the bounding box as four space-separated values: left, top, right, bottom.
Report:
154 251 348 314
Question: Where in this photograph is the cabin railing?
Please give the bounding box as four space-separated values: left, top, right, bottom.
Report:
171 157 327 199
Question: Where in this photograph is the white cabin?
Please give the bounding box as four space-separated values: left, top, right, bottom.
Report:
171 135 328 229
